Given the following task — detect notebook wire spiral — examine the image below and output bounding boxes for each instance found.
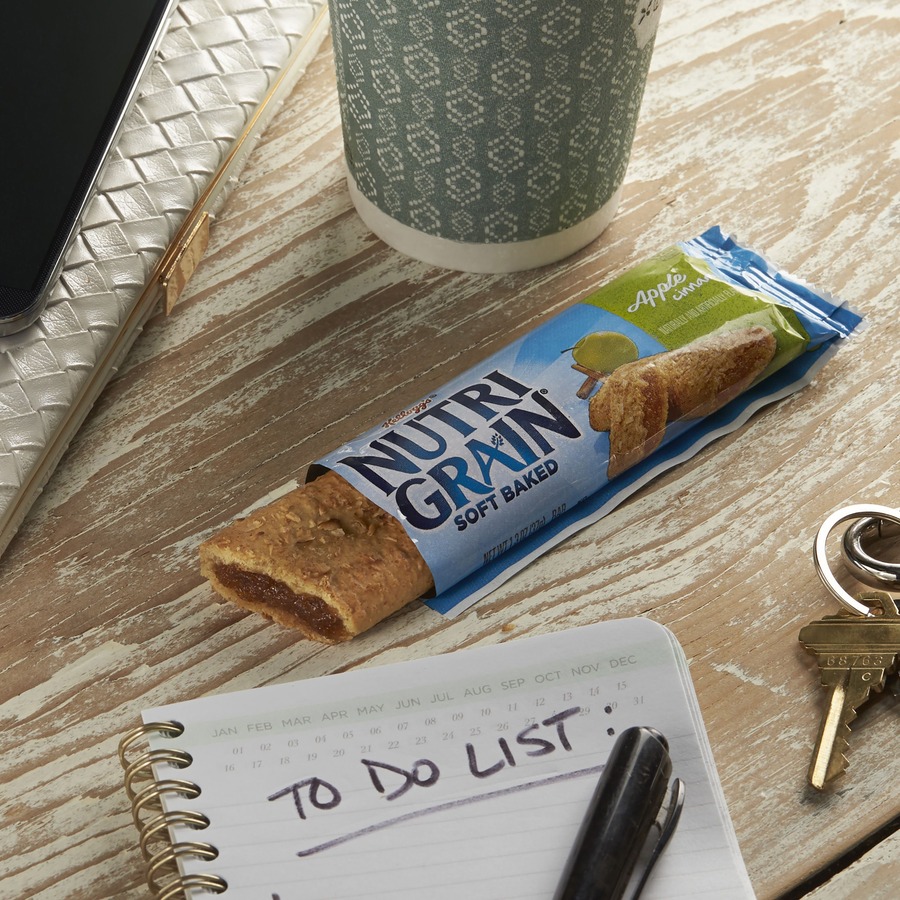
[119,722,226,899]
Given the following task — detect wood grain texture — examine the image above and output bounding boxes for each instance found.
[806,827,900,898]
[1,1,898,897]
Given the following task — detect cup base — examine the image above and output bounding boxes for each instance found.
[347,172,622,274]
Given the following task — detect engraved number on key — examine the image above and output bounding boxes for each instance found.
[799,594,900,789]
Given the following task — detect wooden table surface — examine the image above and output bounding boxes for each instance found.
[1,1,898,897]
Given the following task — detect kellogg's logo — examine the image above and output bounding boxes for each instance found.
[383,396,436,429]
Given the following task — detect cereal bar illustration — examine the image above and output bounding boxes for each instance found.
[589,326,777,477]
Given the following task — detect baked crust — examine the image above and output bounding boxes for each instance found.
[199,470,434,643]
[589,326,777,476]
[656,325,777,419]
[606,363,668,478]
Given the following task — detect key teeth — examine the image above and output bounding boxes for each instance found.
[809,742,850,790]
[809,719,854,791]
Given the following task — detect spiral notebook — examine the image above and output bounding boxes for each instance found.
[119,618,754,899]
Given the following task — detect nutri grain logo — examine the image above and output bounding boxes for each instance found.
[338,371,581,531]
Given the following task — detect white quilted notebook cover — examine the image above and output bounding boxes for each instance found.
[0,0,329,557]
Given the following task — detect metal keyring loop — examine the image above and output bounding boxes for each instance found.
[841,515,900,588]
[813,504,900,616]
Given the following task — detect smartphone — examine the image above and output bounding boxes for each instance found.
[0,0,177,336]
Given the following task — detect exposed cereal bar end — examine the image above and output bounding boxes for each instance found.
[199,470,434,643]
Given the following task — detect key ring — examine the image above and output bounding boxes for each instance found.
[813,504,900,617]
[841,515,900,588]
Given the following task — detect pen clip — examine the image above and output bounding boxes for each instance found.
[554,726,685,900]
[626,776,686,900]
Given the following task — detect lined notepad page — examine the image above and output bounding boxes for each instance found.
[145,619,754,899]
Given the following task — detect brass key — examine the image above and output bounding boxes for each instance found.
[799,593,900,789]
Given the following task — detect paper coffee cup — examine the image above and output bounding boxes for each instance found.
[328,0,663,273]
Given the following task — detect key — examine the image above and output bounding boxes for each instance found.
[798,593,900,789]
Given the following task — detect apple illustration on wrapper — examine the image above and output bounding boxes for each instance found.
[570,332,640,398]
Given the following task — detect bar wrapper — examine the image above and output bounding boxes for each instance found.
[311,226,861,617]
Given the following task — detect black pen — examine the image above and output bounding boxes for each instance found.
[555,726,685,900]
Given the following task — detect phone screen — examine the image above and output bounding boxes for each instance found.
[0,0,174,333]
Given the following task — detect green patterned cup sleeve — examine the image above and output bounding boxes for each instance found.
[329,0,663,272]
